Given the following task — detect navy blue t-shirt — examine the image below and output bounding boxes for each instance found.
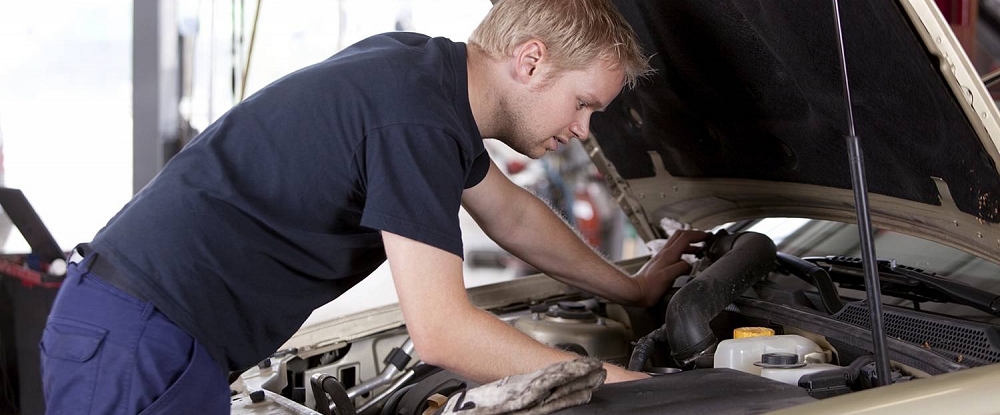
[89,32,489,371]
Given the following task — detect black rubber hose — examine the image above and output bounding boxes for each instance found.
[665,232,777,366]
[844,354,877,385]
[798,354,876,390]
[776,252,845,314]
[378,384,415,415]
[311,374,358,415]
[627,327,667,371]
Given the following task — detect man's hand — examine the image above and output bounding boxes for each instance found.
[604,365,651,383]
[463,160,714,308]
[631,230,711,307]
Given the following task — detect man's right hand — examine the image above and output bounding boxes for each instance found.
[631,229,710,307]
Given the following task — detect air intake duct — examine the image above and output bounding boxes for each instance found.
[666,231,777,366]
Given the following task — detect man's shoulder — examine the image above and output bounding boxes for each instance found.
[361,31,440,49]
[343,34,474,139]
[328,32,459,68]
[262,32,460,92]
[236,32,476,147]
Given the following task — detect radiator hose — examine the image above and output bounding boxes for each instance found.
[666,231,776,366]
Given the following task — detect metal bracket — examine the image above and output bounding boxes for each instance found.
[581,134,662,242]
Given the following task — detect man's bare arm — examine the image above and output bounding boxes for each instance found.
[382,230,644,383]
[462,160,707,307]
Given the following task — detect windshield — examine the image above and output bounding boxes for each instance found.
[738,218,1000,321]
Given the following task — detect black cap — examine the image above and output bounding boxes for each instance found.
[547,301,595,320]
[249,390,266,403]
[754,352,806,368]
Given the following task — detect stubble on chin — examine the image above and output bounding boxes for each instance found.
[494,94,541,158]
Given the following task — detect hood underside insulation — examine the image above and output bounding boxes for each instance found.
[593,0,1000,223]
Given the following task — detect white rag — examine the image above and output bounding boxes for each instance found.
[438,358,606,415]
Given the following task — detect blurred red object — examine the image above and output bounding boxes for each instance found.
[507,160,527,175]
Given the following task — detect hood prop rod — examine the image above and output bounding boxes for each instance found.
[831,0,893,386]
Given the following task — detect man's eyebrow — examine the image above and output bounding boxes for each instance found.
[585,93,607,111]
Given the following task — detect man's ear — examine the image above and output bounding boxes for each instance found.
[512,39,546,85]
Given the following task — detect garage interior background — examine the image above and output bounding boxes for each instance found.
[0,0,998,414]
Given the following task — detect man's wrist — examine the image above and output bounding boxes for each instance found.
[603,363,649,383]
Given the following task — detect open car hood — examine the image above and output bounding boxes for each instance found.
[231,4,1000,413]
[589,0,1000,263]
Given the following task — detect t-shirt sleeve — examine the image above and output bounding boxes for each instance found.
[360,124,473,258]
[465,151,490,189]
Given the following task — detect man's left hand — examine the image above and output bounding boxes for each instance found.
[631,230,711,307]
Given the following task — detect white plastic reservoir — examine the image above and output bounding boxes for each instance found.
[714,335,825,375]
[761,363,841,385]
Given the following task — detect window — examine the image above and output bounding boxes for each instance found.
[0,1,133,253]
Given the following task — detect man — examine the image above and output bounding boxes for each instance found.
[41,0,707,413]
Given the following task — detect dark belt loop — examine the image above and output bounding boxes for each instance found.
[72,246,148,304]
[70,243,97,276]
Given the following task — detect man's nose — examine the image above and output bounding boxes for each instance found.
[569,117,590,140]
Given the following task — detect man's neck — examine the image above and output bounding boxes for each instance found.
[466,44,503,140]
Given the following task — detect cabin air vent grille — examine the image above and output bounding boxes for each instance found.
[836,302,1000,367]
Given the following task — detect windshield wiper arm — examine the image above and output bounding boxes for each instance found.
[807,256,1000,318]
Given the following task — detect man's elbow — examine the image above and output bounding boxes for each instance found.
[408,328,450,368]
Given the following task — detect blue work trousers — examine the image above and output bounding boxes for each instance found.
[40,257,230,414]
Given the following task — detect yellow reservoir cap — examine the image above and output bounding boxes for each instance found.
[733,327,775,339]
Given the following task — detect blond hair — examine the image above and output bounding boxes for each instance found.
[469,0,652,89]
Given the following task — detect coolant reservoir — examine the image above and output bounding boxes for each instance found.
[761,363,842,385]
[714,334,824,375]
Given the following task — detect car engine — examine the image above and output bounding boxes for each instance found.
[230,231,1000,415]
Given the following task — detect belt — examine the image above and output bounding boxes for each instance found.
[71,243,149,302]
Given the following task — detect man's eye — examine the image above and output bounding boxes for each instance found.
[577,100,586,110]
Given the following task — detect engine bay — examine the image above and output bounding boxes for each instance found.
[230,230,1000,415]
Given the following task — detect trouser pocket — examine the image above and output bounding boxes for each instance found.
[136,340,229,415]
[39,318,108,415]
